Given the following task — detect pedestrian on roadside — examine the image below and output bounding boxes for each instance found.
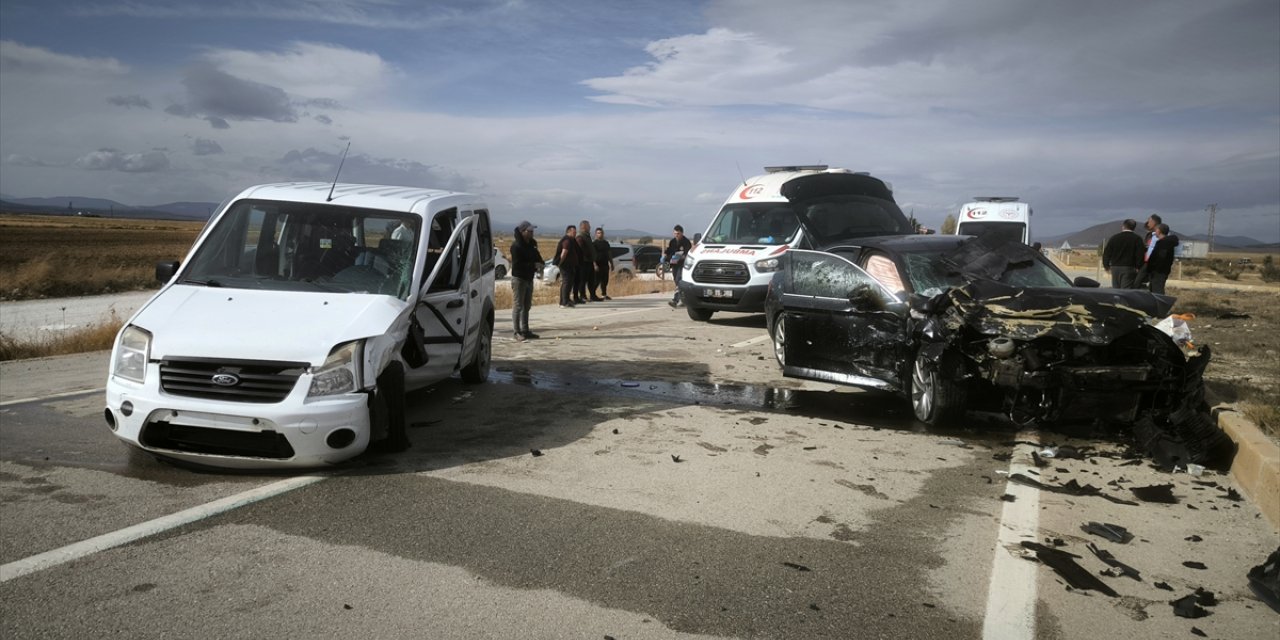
[1101,218,1145,288]
[665,224,693,308]
[556,224,581,308]
[1135,214,1162,289]
[1146,223,1179,295]
[509,221,543,341]
[575,220,600,303]
[592,227,614,300]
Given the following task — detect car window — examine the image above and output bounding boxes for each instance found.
[610,246,629,258]
[788,250,898,301]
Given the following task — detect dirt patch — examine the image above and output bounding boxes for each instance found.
[1169,286,1280,440]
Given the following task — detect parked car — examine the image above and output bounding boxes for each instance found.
[493,248,510,279]
[105,182,497,469]
[763,233,1233,465]
[631,245,664,272]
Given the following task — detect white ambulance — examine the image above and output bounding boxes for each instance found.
[954,197,1032,245]
[680,165,913,321]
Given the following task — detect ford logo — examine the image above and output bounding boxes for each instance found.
[211,373,240,387]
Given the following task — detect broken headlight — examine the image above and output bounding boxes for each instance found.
[308,340,364,398]
[112,325,151,384]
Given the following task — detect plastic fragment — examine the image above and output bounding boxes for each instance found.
[1081,522,1135,544]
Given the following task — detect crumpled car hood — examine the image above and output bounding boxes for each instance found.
[134,285,408,365]
[944,279,1176,344]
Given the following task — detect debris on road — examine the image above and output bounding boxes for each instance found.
[782,562,812,572]
[530,449,544,457]
[1130,484,1179,503]
[1087,543,1142,581]
[1182,561,1208,570]
[1171,594,1211,619]
[1009,473,1138,505]
[1081,522,1135,544]
[1248,547,1280,613]
[1020,541,1119,597]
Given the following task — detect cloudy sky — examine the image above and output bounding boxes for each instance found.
[1,0,1277,240]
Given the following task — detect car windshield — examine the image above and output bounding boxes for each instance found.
[900,249,1072,295]
[181,199,420,299]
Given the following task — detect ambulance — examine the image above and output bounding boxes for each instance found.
[680,165,913,321]
[954,197,1032,245]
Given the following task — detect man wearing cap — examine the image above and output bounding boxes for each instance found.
[509,221,543,341]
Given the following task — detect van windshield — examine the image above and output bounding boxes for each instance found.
[181,199,420,299]
[956,221,1026,244]
[704,204,800,245]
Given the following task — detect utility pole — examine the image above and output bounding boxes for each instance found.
[1205,203,1217,254]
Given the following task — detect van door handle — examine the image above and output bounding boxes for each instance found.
[446,299,464,309]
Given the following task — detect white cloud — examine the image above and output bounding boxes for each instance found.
[201,42,394,103]
[72,0,523,31]
[0,40,127,76]
[74,149,171,172]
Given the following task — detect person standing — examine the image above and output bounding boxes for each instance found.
[556,225,581,308]
[665,224,693,308]
[575,220,598,303]
[509,221,543,341]
[1135,214,1162,289]
[1101,218,1145,288]
[1146,223,1179,295]
[592,227,614,301]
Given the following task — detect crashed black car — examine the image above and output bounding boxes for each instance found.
[763,233,1233,466]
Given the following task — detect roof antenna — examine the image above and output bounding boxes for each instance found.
[735,161,747,186]
[326,141,351,202]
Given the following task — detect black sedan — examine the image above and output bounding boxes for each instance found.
[763,234,1232,464]
[632,245,664,272]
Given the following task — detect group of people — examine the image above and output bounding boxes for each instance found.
[1101,214,1180,294]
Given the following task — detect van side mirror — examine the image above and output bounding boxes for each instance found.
[156,260,180,283]
[1072,276,1101,288]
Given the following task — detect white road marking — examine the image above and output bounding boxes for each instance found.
[982,433,1041,640]
[730,335,770,348]
[0,387,105,407]
[0,474,326,582]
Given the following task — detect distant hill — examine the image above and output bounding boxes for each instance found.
[1,196,216,221]
[1037,220,1264,249]
[490,217,662,239]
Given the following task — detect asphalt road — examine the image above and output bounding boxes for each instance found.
[1,294,1276,639]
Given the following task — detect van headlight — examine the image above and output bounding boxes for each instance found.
[755,257,781,273]
[308,340,364,398]
[112,325,151,384]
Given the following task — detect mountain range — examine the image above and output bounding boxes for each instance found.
[1034,219,1268,250]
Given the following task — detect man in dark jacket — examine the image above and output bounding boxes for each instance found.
[1101,218,1145,288]
[665,224,693,308]
[591,227,614,300]
[575,220,598,303]
[1145,223,1179,295]
[556,225,581,308]
[509,221,543,341]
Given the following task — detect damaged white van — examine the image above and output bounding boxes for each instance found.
[680,165,914,321]
[104,182,496,469]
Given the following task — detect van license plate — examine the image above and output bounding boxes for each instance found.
[704,289,734,299]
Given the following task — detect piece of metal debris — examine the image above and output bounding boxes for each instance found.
[1010,473,1139,505]
[1248,547,1280,614]
[1171,594,1211,619]
[1130,484,1178,504]
[1087,543,1141,581]
[530,449,544,457]
[1081,522,1135,544]
[1183,561,1208,570]
[1020,542,1119,597]
[671,454,683,463]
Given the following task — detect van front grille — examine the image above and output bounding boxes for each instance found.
[692,261,750,285]
[160,357,306,403]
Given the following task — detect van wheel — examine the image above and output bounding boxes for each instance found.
[494,265,507,279]
[461,318,492,383]
[911,350,966,426]
[372,363,408,452]
[686,305,713,322]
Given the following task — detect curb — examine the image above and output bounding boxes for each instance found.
[1215,406,1280,532]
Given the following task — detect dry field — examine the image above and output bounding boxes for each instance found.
[0,213,203,300]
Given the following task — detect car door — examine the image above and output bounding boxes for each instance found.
[778,249,911,391]
[404,210,475,388]
[457,209,493,366]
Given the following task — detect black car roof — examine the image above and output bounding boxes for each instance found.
[821,234,969,254]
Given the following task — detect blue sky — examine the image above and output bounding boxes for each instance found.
[1,0,1277,241]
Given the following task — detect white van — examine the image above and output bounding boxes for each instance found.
[104,182,497,469]
[954,197,1032,244]
[680,165,913,321]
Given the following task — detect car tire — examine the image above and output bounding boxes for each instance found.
[685,304,713,322]
[911,349,966,426]
[372,362,409,452]
[461,317,492,383]
[494,265,507,279]
[771,313,786,367]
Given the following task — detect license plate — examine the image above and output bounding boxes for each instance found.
[703,288,735,299]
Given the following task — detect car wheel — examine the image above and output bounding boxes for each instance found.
[771,313,786,367]
[461,317,492,383]
[494,265,507,279]
[686,304,713,322]
[616,268,633,280]
[372,362,408,452]
[911,350,966,426]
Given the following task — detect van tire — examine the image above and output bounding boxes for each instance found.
[461,317,493,383]
[373,362,409,452]
[686,305,713,322]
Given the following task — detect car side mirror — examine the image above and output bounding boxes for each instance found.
[156,260,180,283]
[1073,276,1101,288]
